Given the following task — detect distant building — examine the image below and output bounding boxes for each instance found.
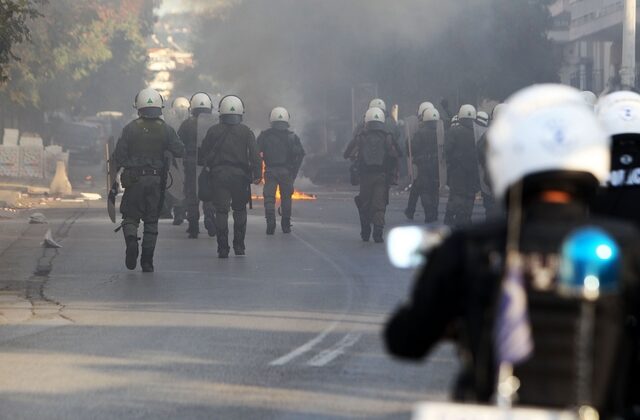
[549,0,638,93]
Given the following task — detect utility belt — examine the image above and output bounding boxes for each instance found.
[128,167,161,176]
[211,161,250,173]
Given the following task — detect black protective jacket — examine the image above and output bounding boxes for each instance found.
[199,123,262,183]
[115,118,184,170]
[446,119,480,193]
[593,135,640,228]
[385,200,640,418]
[257,128,306,176]
[411,122,439,185]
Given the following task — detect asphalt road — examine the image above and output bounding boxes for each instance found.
[0,187,469,419]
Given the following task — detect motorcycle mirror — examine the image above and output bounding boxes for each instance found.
[387,226,449,269]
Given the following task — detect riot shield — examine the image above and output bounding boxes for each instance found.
[105,140,118,223]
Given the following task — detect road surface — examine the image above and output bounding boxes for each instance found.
[0,187,469,419]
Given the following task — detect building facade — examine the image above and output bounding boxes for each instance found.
[550,0,638,93]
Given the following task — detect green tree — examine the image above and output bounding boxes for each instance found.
[0,0,157,122]
[0,0,42,82]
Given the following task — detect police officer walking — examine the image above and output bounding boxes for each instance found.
[385,85,640,417]
[404,107,441,223]
[444,104,480,227]
[114,88,184,272]
[257,107,306,235]
[344,107,398,243]
[163,96,190,226]
[199,95,262,258]
[178,92,218,239]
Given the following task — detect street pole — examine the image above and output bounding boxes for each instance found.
[621,0,637,89]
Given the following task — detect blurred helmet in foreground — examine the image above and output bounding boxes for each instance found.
[596,90,640,137]
[134,88,164,118]
[487,84,610,199]
[492,103,506,120]
[581,90,598,109]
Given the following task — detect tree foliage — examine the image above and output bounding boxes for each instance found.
[0,0,157,115]
[0,0,43,82]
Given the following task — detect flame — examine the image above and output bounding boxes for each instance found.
[252,186,317,201]
[252,159,317,201]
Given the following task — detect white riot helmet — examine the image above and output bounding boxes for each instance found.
[134,88,164,118]
[417,101,435,120]
[458,104,477,120]
[477,111,490,126]
[596,91,640,136]
[365,106,386,130]
[270,106,290,129]
[488,84,610,199]
[219,95,245,124]
[369,98,387,112]
[421,107,440,122]
[171,97,190,110]
[581,91,598,109]
[190,92,213,111]
[492,103,506,120]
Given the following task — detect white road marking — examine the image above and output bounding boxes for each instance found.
[307,333,362,367]
[269,320,341,366]
[268,232,354,367]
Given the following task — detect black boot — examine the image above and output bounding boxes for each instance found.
[140,248,154,273]
[187,220,199,239]
[404,208,414,221]
[360,223,371,242]
[204,218,216,237]
[266,212,276,235]
[125,236,139,270]
[172,208,185,226]
[281,217,292,234]
[373,226,384,243]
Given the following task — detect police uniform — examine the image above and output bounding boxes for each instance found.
[257,127,305,233]
[405,121,440,223]
[445,118,480,227]
[199,122,261,257]
[344,124,398,243]
[178,112,217,238]
[385,198,640,416]
[115,117,184,271]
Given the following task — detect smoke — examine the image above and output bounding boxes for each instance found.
[177,0,474,129]
[175,0,559,153]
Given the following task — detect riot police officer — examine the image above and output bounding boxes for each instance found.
[178,92,217,239]
[114,88,184,272]
[444,104,480,227]
[163,96,190,225]
[257,107,306,235]
[404,107,440,223]
[385,85,640,418]
[344,107,399,243]
[593,90,640,228]
[199,95,262,258]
